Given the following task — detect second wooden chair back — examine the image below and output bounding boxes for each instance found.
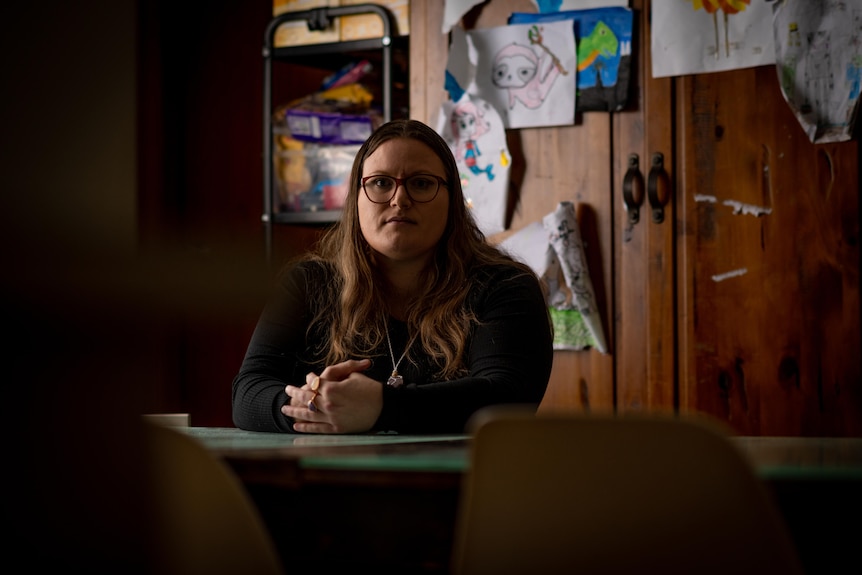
[451,407,804,575]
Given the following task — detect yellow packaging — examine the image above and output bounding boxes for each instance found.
[272,0,340,48]
[340,0,409,41]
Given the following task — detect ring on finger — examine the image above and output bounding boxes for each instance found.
[307,390,319,412]
[311,376,321,391]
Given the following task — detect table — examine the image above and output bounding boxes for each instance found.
[183,428,467,481]
[182,428,862,575]
[183,429,469,574]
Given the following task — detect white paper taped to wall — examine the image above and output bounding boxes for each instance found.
[500,201,607,353]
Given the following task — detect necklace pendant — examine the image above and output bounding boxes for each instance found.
[387,370,404,388]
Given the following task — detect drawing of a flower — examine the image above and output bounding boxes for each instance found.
[691,0,751,58]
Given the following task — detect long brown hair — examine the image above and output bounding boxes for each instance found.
[301,119,535,377]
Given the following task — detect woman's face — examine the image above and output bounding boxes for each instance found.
[358,137,449,267]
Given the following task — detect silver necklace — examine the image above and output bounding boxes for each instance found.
[385,325,415,388]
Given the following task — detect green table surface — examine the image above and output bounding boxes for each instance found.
[181,427,862,480]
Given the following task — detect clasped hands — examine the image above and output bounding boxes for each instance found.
[283,358,382,434]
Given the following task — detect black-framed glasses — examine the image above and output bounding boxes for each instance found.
[361,174,449,204]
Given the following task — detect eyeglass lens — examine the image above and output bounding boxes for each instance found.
[362,175,443,203]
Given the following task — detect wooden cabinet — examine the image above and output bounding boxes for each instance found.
[409,0,861,436]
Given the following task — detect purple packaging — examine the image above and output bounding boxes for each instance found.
[286,109,376,145]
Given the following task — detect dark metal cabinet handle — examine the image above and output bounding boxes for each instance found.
[622,154,644,226]
[647,152,670,224]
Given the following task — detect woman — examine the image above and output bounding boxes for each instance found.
[232,119,553,434]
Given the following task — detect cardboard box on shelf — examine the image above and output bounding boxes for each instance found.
[272,0,340,48]
[340,0,409,41]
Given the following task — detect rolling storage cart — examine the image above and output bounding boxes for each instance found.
[262,3,407,260]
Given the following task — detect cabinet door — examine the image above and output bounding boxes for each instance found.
[614,0,676,414]
[675,67,862,436]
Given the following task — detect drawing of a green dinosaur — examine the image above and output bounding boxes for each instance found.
[577,21,618,72]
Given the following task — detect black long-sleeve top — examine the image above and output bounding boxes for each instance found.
[231,261,554,434]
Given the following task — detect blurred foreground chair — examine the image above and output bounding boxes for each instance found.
[451,407,804,575]
[144,421,285,575]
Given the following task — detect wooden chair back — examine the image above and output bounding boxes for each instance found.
[144,421,285,575]
[451,407,803,575]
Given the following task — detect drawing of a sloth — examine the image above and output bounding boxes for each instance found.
[491,42,561,110]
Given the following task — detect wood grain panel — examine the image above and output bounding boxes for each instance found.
[641,0,676,414]
[676,67,861,436]
[451,0,616,412]
[612,0,677,414]
[408,0,447,125]
[614,0,651,413]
